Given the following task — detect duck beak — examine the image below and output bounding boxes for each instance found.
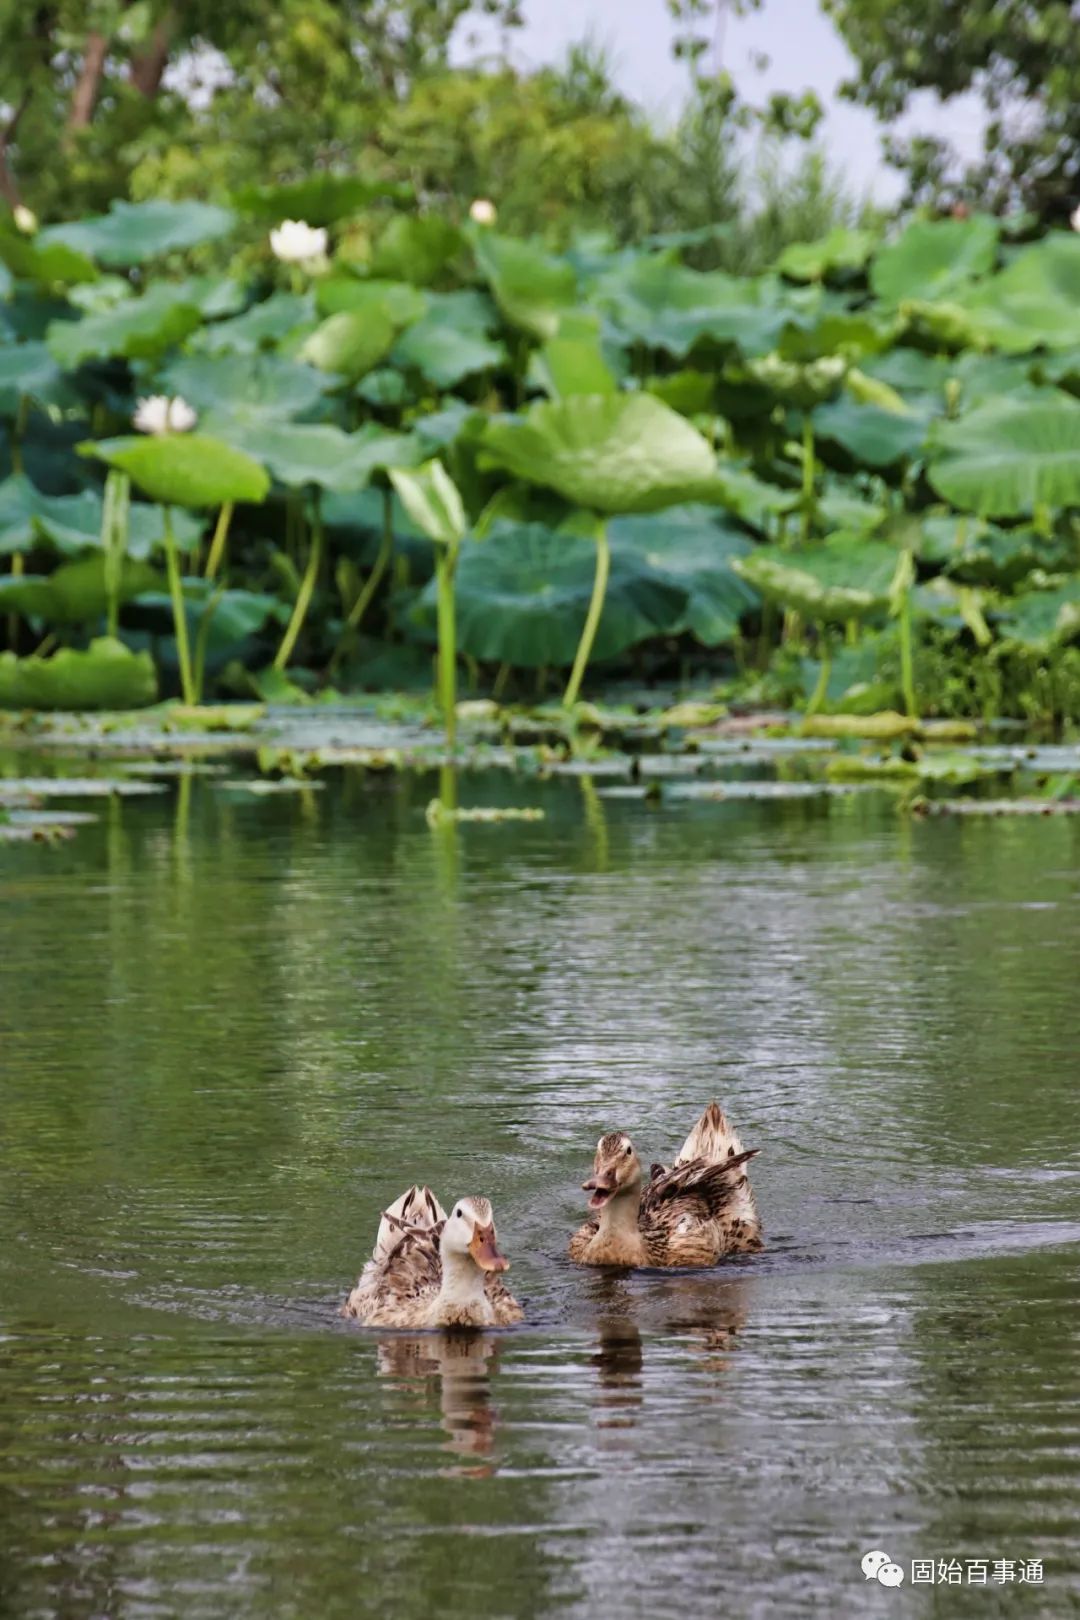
[469,1222,509,1273]
[582,1167,617,1209]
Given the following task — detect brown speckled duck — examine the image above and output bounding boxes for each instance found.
[568,1102,762,1268]
[342,1184,523,1329]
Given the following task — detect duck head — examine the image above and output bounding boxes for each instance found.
[583,1131,643,1212]
[440,1196,510,1274]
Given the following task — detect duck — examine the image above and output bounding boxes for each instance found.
[342,1184,524,1329]
[568,1101,762,1268]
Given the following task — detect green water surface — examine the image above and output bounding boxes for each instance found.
[1,770,1078,1617]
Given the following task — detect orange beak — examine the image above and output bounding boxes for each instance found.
[468,1222,509,1273]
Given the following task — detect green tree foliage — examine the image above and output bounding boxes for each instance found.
[824,0,1080,220]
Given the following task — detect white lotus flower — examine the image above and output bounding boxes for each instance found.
[13,204,38,235]
[269,219,328,265]
[469,198,497,226]
[1071,204,1080,234]
[133,394,198,435]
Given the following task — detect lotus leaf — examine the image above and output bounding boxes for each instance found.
[0,636,157,709]
[41,201,234,268]
[0,226,98,287]
[162,353,328,419]
[202,420,417,493]
[927,396,1080,515]
[733,535,900,622]
[0,342,63,414]
[0,554,160,624]
[529,316,618,399]
[425,520,686,665]
[481,394,719,514]
[813,397,929,467]
[86,434,271,507]
[593,256,793,358]
[870,215,999,305]
[300,309,397,379]
[47,285,203,367]
[956,234,1080,353]
[197,293,315,355]
[393,316,504,388]
[371,216,464,286]
[473,234,577,341]
[997,580,1080,648]
[608,507,759,645]
[315,277,427,325]
[777,227,876,282]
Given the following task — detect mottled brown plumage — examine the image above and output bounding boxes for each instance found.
[342,1186,523,1329]
[568,1102,763,1268]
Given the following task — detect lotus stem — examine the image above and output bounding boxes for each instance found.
[563,521,610,709]
[193,585,225,704]
[806,629,830,716]
[898,586,917,718]
[801,416,815,544]
[204,501,234,581]
[11,394,28,477]
[435,545,458,748]
[492,661,511,701]
[7,550,23,652]
[163,505,196,705]
[343,488,393,634]
[102,471,129,640]
[274,500,323,671]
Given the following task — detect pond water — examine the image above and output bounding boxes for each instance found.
[1,768,1079,1617]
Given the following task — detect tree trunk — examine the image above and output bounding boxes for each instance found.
[0,90,32,208]
[69,31,109,128]
[129,6,178,98]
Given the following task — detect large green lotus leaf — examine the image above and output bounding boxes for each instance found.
[299,309,397,379]
[26,484,203,559]
[955,234,1080,353]
[0,225,98,287]
[0,636,157,710]
[777,227,876,282]
[710,465,800,530]
[608,506,759,645]
[370,215,464,286]
[47,284,202,366]
[314,276,427,325]
[870,215,999,305]
[481,394,719,514]
[205,418,421,492]
[134,582,288,651]
[528,315,617,398]
[427,520,686,665]
[85,434,271,507]
[197,292,316,355]
[778,311,895,363]
[592,256,793,358]
[0,341,63,414]
[392,314,504,387]
[233,173,409,224]
[473,233,577,341]
[41,201,235,268]
[0,554,160,625]
[996,579,1080,648]
[918,514,1067,586]
[813,397,929,467]
[161,352,328,419]
[733,535,899,622]
[927,396,1080,515]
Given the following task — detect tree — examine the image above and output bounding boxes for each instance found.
[823,0,1080,220]
[0,0,524,216]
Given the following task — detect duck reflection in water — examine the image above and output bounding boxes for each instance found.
[375,1333,501,1471]
[587,1271,753,1428]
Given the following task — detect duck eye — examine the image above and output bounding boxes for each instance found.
[624,1145,632,1156]
[455,1207,463,1218]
